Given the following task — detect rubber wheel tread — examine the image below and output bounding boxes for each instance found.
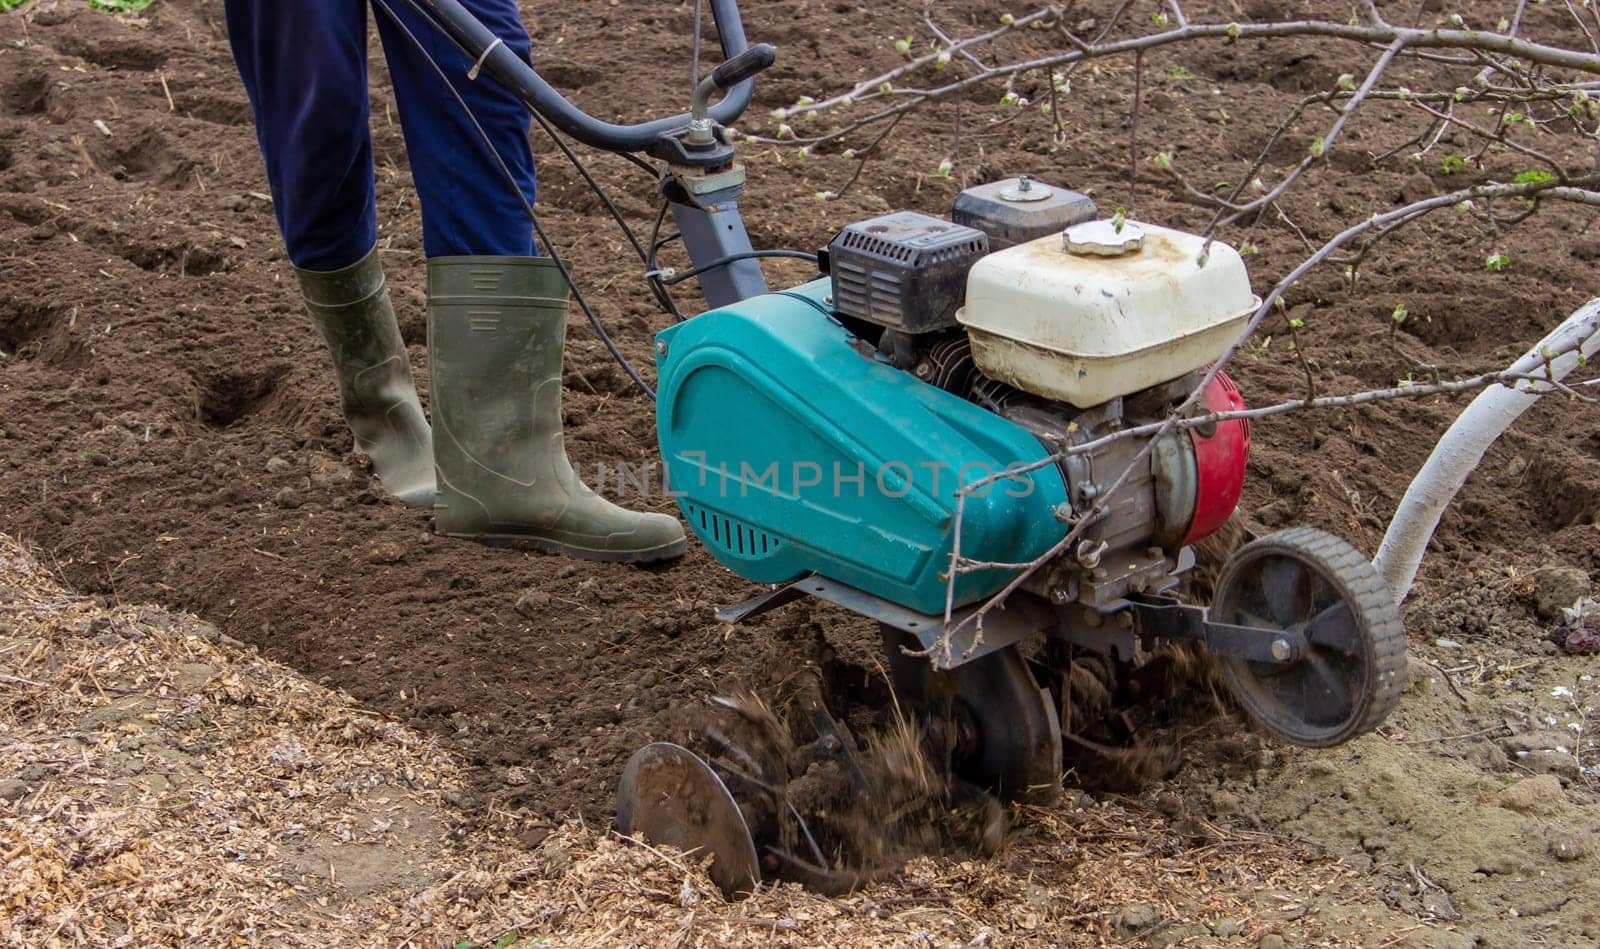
[1214,527,1407,747]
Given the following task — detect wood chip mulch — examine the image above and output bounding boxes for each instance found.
[1,533,1390,947]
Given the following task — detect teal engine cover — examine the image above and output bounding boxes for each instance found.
[654,279,1069,615]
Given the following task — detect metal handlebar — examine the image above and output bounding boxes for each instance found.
[406,0,762,154]
[686,42,776,146]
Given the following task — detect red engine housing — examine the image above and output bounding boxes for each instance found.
[1181,371,1250,545]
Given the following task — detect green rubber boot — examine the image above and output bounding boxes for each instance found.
[428,256,687,563]
[295,247,435,508]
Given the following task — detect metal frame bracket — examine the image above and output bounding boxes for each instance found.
[716,574,1051,671]
[1130,594,1306,664]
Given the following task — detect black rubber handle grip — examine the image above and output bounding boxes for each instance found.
[712,43,777,89]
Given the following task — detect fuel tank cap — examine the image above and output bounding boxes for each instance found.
[998,175,1052,202]
[1064,219,1145,257]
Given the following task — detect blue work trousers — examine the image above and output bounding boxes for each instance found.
[224,0,538,270]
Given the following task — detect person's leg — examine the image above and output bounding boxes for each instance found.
[373,0,537,258]
[224,0,379,270]
[372,0,685,560]
[224,0,434,507]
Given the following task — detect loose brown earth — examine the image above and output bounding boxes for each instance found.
[2,0,1599,944]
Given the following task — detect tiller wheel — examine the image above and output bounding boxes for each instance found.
[1211,528,1406,746]
[616,742,761,899]
[615,688,1006,900]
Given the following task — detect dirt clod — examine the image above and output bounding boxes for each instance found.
[514,589,552,617]
[1517,749,1582,781]
[1117,902,1163,932]
[1208,788,1243,815]
[1549,831,1594,862]
[1531,565,1591,621]
[1497,774,1570,816]
[1564,625,1600,655]
[366,541,407,565]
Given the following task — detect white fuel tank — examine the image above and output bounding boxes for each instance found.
[957,219,1259,408]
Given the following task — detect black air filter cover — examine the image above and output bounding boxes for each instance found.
[827,211,988,334]
[952,176,1097,250]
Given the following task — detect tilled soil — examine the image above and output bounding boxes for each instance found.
[3,0,1599,944]
[0,534,1443,945]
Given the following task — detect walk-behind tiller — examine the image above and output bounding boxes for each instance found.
[398,0,1407,897]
